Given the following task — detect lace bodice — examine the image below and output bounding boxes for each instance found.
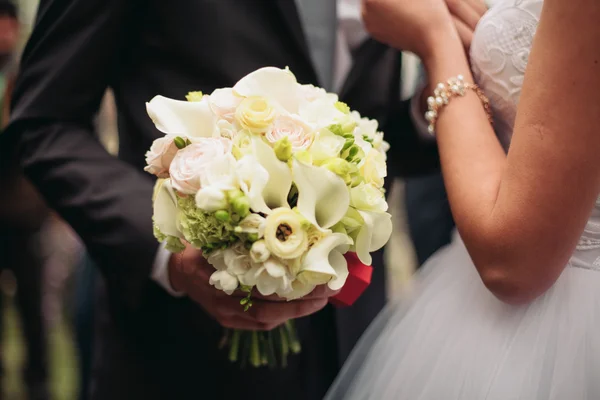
[470,0,600,268]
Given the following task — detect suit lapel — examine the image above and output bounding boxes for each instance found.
[274,0,316,72]
[339,38,387,99]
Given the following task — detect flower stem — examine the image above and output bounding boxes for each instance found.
[285,320,301,354]
[279,325,289,368]
[228,330,241,362]
[250,331,261,367]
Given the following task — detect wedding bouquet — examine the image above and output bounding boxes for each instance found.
[145,67,392,367]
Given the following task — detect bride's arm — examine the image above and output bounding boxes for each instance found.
[363,0,600,304]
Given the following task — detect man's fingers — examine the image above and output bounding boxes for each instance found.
[247,298,328,324]
[302,285,340,300]
[446,0,482,30]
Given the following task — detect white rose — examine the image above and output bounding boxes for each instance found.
[169,138,232,194]
[350,183,388,212]
[360,149,387,188]
[265,114,314,152]
[299,84,338,103]
[209,270,239,295]
[299,98,345,129]
[216,119,237,140]
[195,186,228,212]
[144,135,179,178]
[309,128,346,163]
[209,88,242,122]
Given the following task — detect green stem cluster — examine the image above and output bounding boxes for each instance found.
[221,321,301,369]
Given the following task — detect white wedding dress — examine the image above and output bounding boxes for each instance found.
[326,0,600,398]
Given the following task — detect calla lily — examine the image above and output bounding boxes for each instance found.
[354,210,393,265]
[252,137,292,210]
[153,179,183,238]
[146,95,217,138]
[232,67,300,113]
[281,280,316,300]
[292,159,349,230]
[236,155,270,214]
[298,232,352,290]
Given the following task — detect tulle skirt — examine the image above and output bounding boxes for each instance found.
[326,232,600,399]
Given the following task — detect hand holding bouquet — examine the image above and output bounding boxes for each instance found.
[145,67,392,367]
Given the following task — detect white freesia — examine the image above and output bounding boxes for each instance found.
[299,84,338,104]
[250,240,270,263]
[350,183,388,212]
[153,179,183,238]
[233,67,301,113]
[292,159,349,230]
[209,270,239,295]
[354,210,393,265]
[216,119,237,140]
[236,214,267,238]
[195,186,228,212]
[309,128,346,163]
[146,95,218,139]
[297,232,353,290]
[223,244,254,277]
[209,88,242,122]
[243,258,291,296]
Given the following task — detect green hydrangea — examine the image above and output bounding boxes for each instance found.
[177,195,238,254]
[153,222,186,253]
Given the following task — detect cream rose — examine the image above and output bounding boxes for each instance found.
[169,138,232,194]
[299,84,338,103]
[350,182,388,213]
[263,208,309,260]
[265,114,314,152]
[235,96,277,134]
[360,148,387,188]
[144,135,179,178]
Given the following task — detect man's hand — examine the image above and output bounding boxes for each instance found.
[168,244,337,331]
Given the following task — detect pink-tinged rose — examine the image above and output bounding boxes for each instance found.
[299,84,338,104]
[209,88,242,122]
[265,115,314,152]
[169,138,233,194]
[144,135,179,178]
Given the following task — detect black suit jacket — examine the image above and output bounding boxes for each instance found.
[0,0,439,399]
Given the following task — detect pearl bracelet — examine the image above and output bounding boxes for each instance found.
[425,75,493,135]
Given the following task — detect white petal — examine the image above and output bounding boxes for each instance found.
[292,159,349,229]
[252,137,292,209]
[146,95,217,138]
[327,250,349,291]
[236,155,271,214]
[201,153,238,190]
[209,270,239,295]
[195,186,227,212]
[153,179,182,238]
[255,270,280,296]
[355,211,393,265]
[264,258,287,278]
[233,67,301,113]
[281,280,316,300]
[299,232,352,285]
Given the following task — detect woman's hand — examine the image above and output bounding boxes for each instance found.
[361,0,459,61]
[445,0,488,53]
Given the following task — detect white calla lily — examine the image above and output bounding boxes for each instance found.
[146,95,217,138]
[233,67,301,113]
[298,232,352,290]
[236,155,270,214]
[354,210,393,265]
[292,159,349,229]
[153,179,183,238]
[280,280,316,300]
[252,137,292,210]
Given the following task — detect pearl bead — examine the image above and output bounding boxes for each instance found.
[427,96,435,107]
[425,111,435,121]
[428,125,435,134]
[436,83,445,91]
[435,97,444,106]
[457,74,464,81]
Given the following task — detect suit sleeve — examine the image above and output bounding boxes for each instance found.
[0,0,157,313]
[382,97,440,179]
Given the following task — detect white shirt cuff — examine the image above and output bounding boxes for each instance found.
[151,242,186,297]
[410,85,435,141]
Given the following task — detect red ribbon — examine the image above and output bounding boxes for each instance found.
[329,252,373,308]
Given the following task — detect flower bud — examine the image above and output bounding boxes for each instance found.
[195,186,228,212]
[214,210,230,222]
[185,91,204,102]
[231,195,251,218]
[322,158,352,184]
[250,240,270,263]
[174,136,187,149]
[274,136,293,162]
